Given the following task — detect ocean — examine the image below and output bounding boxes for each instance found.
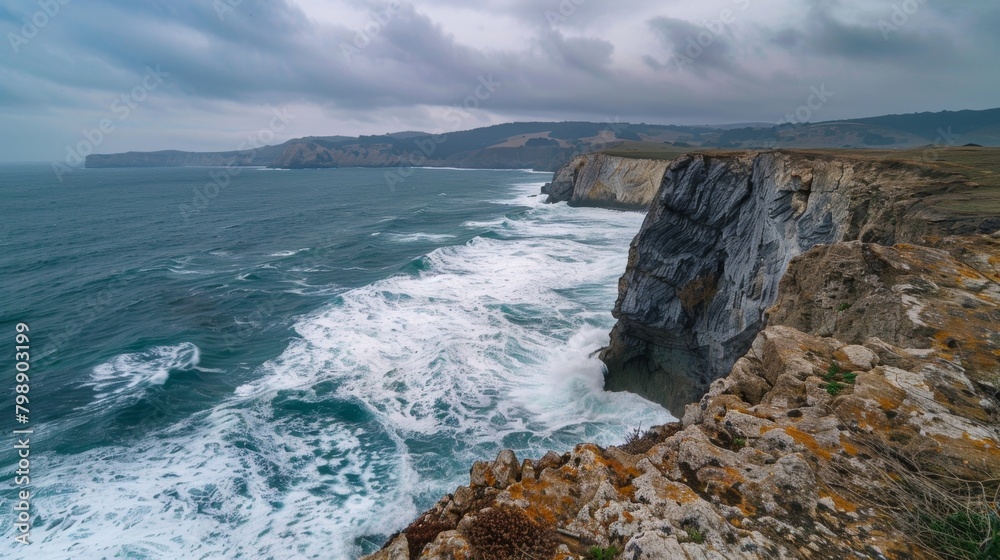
[0,164,672,559]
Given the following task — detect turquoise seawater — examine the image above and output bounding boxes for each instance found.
[0,164,671,559]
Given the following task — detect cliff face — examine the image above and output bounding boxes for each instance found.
[366,232,1000,560]
[542,153,671,209]
[362,150,1000,560]
[601,151,997,415]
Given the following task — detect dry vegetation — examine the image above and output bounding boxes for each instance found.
[401,515,457,558]
[465,504,558,560]
[825,417,1000,560]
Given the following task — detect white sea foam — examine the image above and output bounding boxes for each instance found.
[167,267,214,275]
[17,178,673,560]
[268,248,311,258]
[384,232,457,243]
[89,342,202,396]
[22,405,416,560]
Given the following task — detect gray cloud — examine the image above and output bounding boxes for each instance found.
[0,0,997,161]
[764,3,957,64]
[536,28,615,76]
[646,16,739,72]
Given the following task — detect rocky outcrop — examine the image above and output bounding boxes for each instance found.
[542,154,671,209]
[600,151,998,415]
[363,232,1000,560]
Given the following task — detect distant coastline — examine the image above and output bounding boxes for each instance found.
[85,109,1000,172]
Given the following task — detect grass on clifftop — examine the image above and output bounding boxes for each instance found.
[600,144,1000,220]
[879,147,1000,216]
[866,146,1000,189]
[599,141,711,160]
[780,146,1000,191]
[806,146,1000,217]
[921,510,1000,560]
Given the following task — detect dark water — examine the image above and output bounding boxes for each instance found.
[0,164,670,559]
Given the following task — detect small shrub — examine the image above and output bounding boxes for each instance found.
[732,437,747,451]
[620,426,655,455]
[824,363,856,395]
[466,504,557,560]
[920,510,1000,560]
[587,545,621,560]
[838,302,851,312]
[685,527,706,544]
[620,423,682,455]
[404,515,456,558]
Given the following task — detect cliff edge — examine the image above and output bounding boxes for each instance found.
[364,148,1000,560]
[542,153,672,210]
[601,150,998,415]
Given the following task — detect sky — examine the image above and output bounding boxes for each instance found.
[1,0,998,162]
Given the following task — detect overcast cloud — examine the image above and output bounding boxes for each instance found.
[0,0,997,161]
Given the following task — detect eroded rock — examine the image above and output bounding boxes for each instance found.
[601,152,994,415]
[543,153,671,209]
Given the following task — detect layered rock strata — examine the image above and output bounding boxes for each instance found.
[542,153,671,209]
[600,151,997,415]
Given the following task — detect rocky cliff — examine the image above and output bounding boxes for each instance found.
[601,151,999,416]
[363,149,1000,560]
[365,232,1000,560]
[542,153,671,209]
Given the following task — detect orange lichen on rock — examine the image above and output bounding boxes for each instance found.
[933,314,1000,376]
[652,476,701,505]
[839,435,859,456]
[509,476,565,527]
[820,490,858,513]
[784,426,833,459]
[961,432,1000,453]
